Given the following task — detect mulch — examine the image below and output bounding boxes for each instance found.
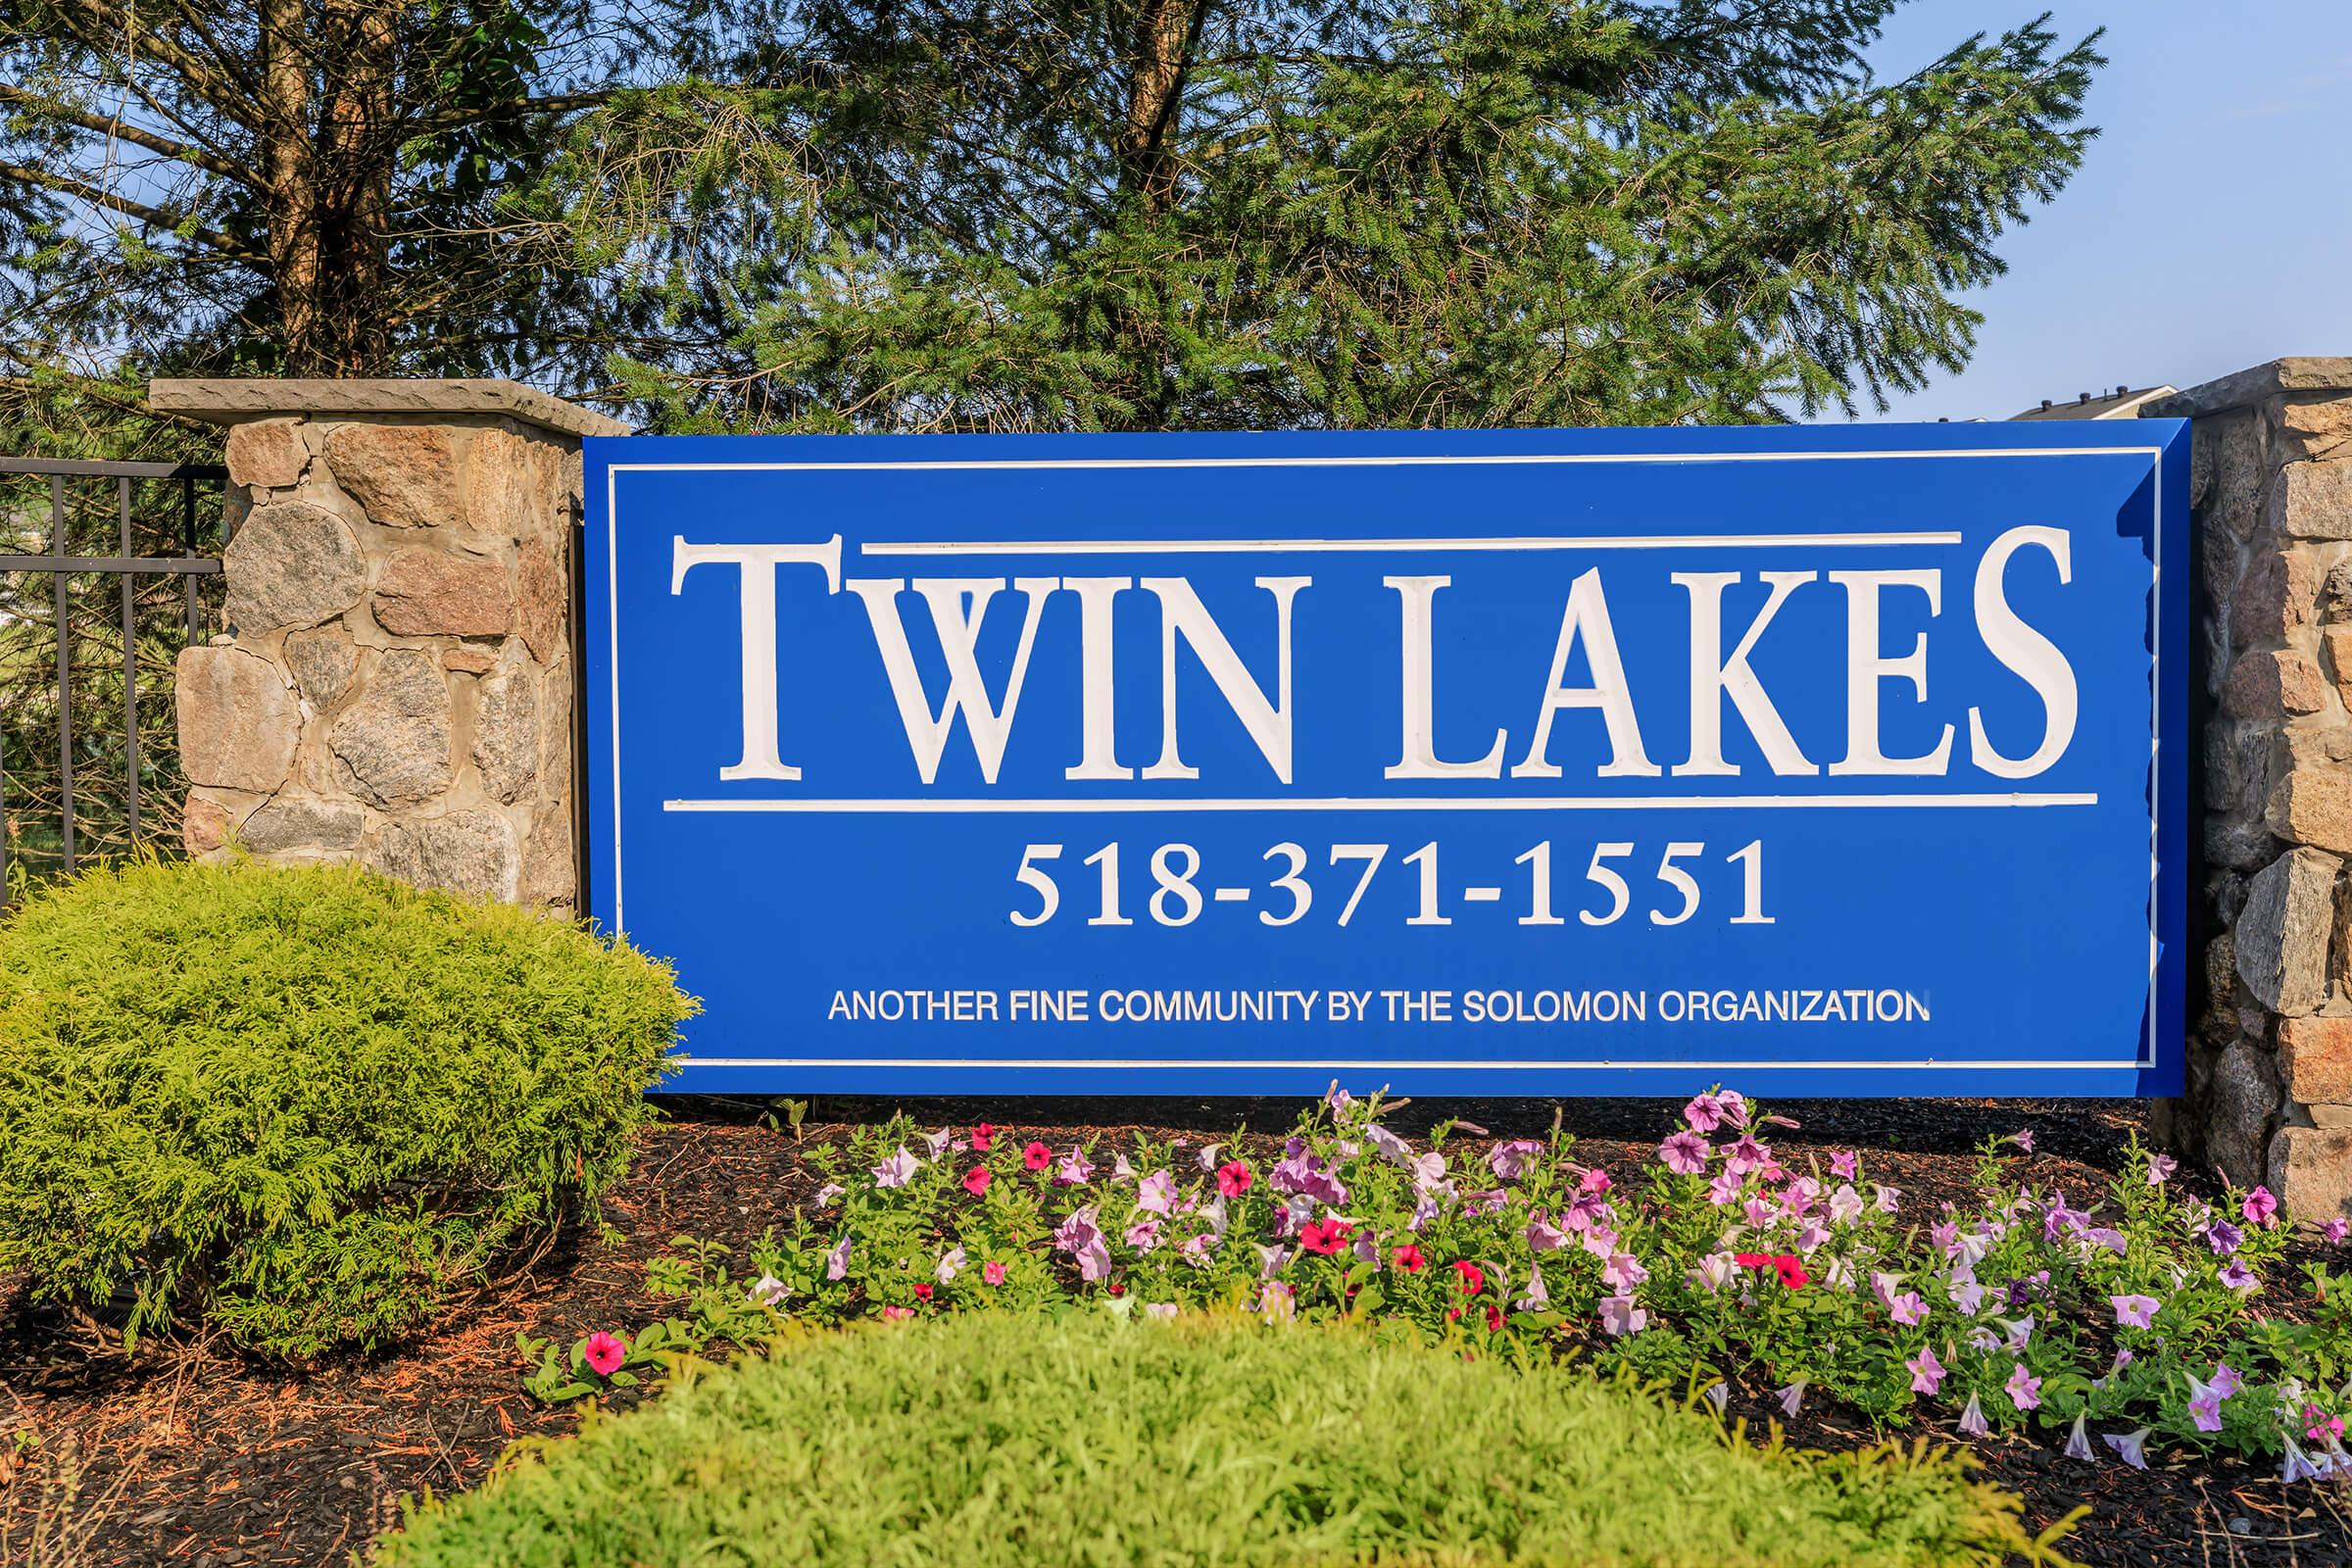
[0,1096,2345,1567]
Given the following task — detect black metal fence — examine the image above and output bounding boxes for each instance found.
[0,457,229,893]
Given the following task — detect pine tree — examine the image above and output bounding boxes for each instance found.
[0,1,2101,436]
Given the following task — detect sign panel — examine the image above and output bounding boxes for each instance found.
[583,423,2186,1097]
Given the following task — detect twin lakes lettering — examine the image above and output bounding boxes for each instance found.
[584,425,2188,1098]
[671,528,2081,791]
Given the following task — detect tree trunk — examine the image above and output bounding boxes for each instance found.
[318,0,397,372]
[1121,0,1204,212]
[259,0,322,372]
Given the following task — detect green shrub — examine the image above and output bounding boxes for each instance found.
[0,858,693,1357]
[379,1311,2057,1568]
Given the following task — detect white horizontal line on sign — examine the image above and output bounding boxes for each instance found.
[678,1056,2146,1070]
[663,793,2098,813]
[610,446,2159,474]
[858,531,1961,555]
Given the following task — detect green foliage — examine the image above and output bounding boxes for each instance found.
[391,1310,2059,1567]
[613,1094,2352,1466]
[0,857,694,1357]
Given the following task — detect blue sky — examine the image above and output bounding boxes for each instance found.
[1858,1,2352,422]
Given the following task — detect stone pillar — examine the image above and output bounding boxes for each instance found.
[2151,358,2352,1217]
[154,379,626,909]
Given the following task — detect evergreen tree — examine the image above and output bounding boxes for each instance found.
[1,1,2101,437]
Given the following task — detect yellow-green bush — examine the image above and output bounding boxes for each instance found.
[0,858,693,1357]
[379,1311,2058,1568]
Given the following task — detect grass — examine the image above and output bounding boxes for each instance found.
[375,1310,2069,1567]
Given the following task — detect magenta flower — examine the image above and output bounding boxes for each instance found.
[1908,1348,1945,1396]
[2110,1294,2160,1330]
[1829,1150,1858,1180]
[872,1147,920,1189]
[2326,1217,2350,1245]
[1215,1161,1252,1198]
[982,1259,1006,1286]
[1657,1131,1709,1175]
[962,1166,992,1198]
[881,1304,914,1321]
[1597,1295,1646,1337]
[2005,1363,2042,1411]
[2103,1428,2150,1469]
[2244,1186,2280,1228]
[583,1331,626,1378]
[1489,1140,1544,1180]
[1683,1093,1726,1133]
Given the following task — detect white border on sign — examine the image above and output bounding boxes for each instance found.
[604,443,2167,1074]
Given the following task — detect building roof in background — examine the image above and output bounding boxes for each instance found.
[2008,384,2178,420]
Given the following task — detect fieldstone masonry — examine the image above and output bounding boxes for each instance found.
[154,378,624,909]
[2154,358,2352,1219]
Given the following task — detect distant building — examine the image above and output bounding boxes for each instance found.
[2009,384,2178,420]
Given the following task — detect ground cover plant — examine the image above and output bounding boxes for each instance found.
[386,1309,2064,1567]
[0,858,694,1358]
[597,1090,2352,1481]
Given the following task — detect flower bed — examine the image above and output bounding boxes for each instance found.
[619,1090,2352,1478]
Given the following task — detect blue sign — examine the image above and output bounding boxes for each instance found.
[583,423,2186,1098]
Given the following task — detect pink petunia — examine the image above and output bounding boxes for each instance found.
[2187,1374,2224,1433]
[1136,1169,1177,1213]
[1957,1394,1989,1437]
[2212,1362,2243,1398]
[881,1304,914,1321]
[872,1147,920,1189]
[1829,1150,1858,1180]
[1657,1131,1709,1175]
[2005,1363,2042,1411]
[1055,1146,1096,1185]
[2326,1218,2349,1246]
[583,1331,626,1378]
[1489,1140,1544,1180]
[1683,1093,1726,1133]
[1907,1348,1945,1396]
[1600,1251,1648,1292]
[1888,1292,1928,1327]
[2110,1294,2160,1330]
[982,1260,1006,1286]
[1597,1295,1646,1337]
[2244,1186,2280,1229]
[825,1234,852,1281]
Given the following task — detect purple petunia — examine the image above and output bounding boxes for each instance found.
[872,1147,920,1189]
[1658,1131,1709,1175]
[2104,1428,2151,1469]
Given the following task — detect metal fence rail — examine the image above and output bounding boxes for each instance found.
[0,457,228,892]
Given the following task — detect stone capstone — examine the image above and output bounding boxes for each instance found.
[327,649,453,807]
[323,421,458,528]
[223,501,366,633]
[175,646,299,793]
[371,808,519,903]
[282,624,356,709]
[223,418,307,489]
[371,547,512,638]
[471,660,539,804]
[239,796,364,856]
[2236,846,2342,1015]
[2208,1039,2283,1187]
